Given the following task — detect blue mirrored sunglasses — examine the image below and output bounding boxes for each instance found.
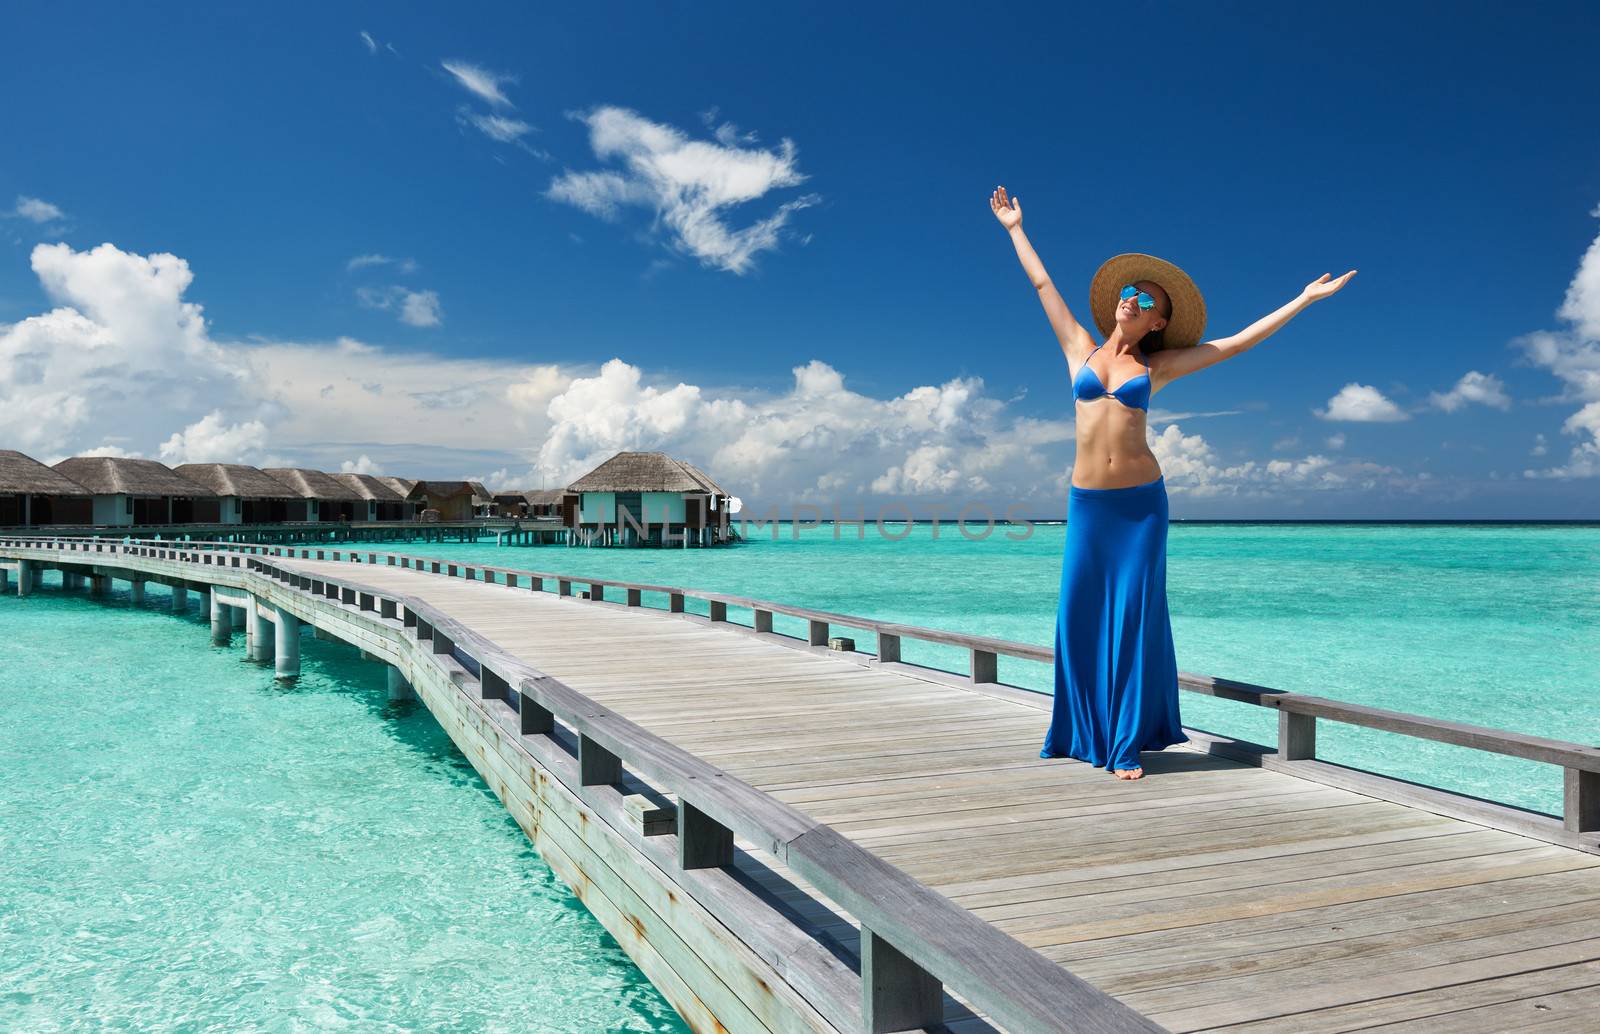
[1120,284,1158,311]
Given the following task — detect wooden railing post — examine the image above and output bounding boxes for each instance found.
[970,649,997,684]
[877,633,901,664]
[753,608,773,633]
[481,668,509,703]
[627,587,642,607]
[1279,711,1317,761]
[669,592,684,613]
[519,691,553,736]
[709,600,727,622]
[580,734,622,785]
[678,801,733,869]
[862,928,943,1033]
[1566,768,1599,833]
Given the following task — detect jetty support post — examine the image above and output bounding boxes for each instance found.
[0,565,9,594]
[128,578,145,603]
[209,593,231,645]
[17,560,33,596]
[245,598,273,664]
[273,606,300,680]
[862,929,944,1033]
[386,665,413,702]
[171,582,189,612]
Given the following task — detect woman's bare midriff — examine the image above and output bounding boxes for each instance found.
[1070,399,1162,489]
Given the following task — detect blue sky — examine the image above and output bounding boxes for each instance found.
[2,2,1598,517]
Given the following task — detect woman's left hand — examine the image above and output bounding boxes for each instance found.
[1302,270,1357,302]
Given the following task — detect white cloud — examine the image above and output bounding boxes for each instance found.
[1325,432,1346,450]
[11,196,64,223]
[0,242,246,454]
[1559,214,1600,341]
[1531,433,1548,456]
[1146,422,1401,498]
[1519,206,1600,479]
[441,60,515,108]
[158,411,269,464]
[347,253,390,270]
[78,444,143,459]
[356,285,442,327]
[340,454,384,475]
[547,106,819,275]
[359,30,378,54]
[1315,382,1410,422]
[1428,370,1511,412]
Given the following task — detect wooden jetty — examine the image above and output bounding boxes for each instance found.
[0,517,565,546]
[3,534,1598,1033]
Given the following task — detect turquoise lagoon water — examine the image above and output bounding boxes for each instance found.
[0,576,689,1033]
[373,520,1599,817]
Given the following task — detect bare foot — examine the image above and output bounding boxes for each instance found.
[1114,767,1144,780]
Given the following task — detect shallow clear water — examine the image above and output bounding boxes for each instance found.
[367,520,1600,817]
[0,575,689,1033]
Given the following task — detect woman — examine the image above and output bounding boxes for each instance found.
[989,185,1355,780]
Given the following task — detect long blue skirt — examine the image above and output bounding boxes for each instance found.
[1040,475,1187,771]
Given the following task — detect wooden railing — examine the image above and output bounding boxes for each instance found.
[6,532,1598,849]
[0,533,1166,1033]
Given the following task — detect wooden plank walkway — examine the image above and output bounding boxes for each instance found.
[284,558,1600,1032]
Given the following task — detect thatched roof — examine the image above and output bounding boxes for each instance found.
[261,468,365,502]
[333,473,406,502]
[568,451,728,495]
[406,480,494,505]
[521,488,567,506]
[172,463,295,499]
[377,476,417,497]
[0,450,92,495]
[53,457,217,497]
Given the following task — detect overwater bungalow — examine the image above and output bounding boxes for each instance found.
[521,488,566,518]
[0,449,92,526]
[406,480,494,522]
[50,456,217,525]
[332,473,412,521]
[377,476,417,499]
[260,468,365,522]
[171,463,301,524]
[564,451,734,547]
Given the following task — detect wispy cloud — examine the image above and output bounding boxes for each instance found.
[10,195,64,223]
[358,29,398,57]
[1315,383,1410,422]
[460,111,534,143]
[356,285,443,327]
[547,106,819,275]
[346,253,418,274]
[1427,370,1511,412]
[441,60,515,108]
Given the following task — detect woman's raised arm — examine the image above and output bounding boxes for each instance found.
[991,186,1094,364]
[1155,270,1358,385]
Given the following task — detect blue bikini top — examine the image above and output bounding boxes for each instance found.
[1073,344,1151,411]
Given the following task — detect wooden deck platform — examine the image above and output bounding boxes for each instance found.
[5,535,1599,1033]
[274,557,1600,1033]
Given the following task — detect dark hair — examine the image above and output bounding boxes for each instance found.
[1141,283,1172,352]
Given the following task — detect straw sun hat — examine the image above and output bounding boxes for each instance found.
[1089,252,1207,350]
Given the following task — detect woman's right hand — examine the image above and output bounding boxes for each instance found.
[990,185,1022,231]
